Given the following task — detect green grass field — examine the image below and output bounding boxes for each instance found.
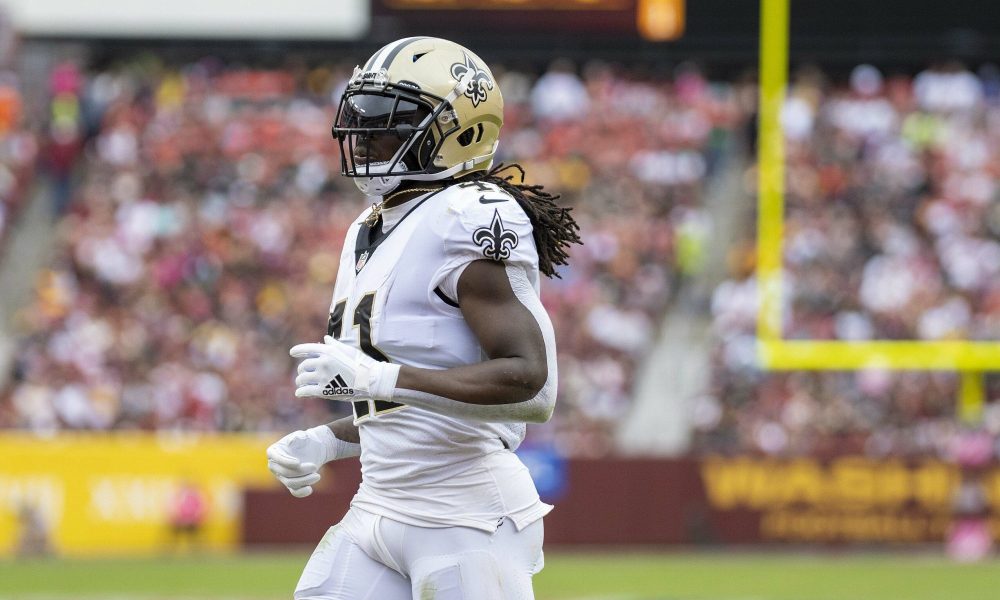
[1,551,998,600]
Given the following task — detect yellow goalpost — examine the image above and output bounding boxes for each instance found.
[754,0,998,422]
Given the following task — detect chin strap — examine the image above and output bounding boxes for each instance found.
[354,160,412,197]
[354,176,401,197]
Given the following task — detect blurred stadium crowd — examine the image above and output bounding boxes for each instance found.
[702,62,1000,457]
[4,54,1000,459]
[0,70,37,246]
[0,56,740,456]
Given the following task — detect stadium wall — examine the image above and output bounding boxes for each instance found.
[4,434,999,556]
[246,457,1000,547]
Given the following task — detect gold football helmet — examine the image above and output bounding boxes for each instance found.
[332,37,504,196]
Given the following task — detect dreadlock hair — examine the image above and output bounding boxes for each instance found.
[456,163,582,278]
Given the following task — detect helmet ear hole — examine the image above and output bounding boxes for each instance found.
[457,127,475,147]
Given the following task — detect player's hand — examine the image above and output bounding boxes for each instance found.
[289,336,399,402]
[266,426,336,498]
[289,336,366,400]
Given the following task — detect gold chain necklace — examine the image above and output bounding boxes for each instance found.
[365,186,444,227]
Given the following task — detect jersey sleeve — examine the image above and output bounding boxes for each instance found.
[431,183,538,302]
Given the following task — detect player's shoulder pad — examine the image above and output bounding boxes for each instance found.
[432,181,535,263]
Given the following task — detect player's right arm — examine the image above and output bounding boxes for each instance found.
[266,416,360,498]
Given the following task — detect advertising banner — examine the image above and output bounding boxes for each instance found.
[0,433,274,557]
[699,456,999,544]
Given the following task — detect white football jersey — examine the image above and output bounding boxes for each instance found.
[325,181,554,533]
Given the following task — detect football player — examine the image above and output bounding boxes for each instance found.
[267,37,580,599]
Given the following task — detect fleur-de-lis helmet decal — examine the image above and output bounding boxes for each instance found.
[451,53,495,108]
[333,37,504,189]
[473,210,519,261]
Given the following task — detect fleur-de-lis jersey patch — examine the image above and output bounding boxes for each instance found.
[450,53,494,108]
[472,210,519,261]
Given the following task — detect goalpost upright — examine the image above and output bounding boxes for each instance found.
[754,0,998,422]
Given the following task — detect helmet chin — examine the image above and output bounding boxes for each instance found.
[354,175,402,196]
[353,160,409,197]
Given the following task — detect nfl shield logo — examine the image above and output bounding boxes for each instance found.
[356,250,369,272]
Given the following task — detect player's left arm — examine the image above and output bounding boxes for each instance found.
[390,255,557,423]
[394,258,548,407]
[291,192,558,423]
[290,259,557,423]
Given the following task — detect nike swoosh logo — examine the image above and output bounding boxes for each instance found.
[479,195,508,204]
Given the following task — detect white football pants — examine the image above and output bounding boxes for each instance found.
[294,507,545,600]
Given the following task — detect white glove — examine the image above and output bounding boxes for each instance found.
[266,426,343,498]
[289,336,400,402]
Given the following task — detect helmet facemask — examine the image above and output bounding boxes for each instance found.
[332,74,461,196]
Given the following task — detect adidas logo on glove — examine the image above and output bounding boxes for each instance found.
[323,374,354,396]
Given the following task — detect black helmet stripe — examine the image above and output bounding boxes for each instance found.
[379,36,429,70]
[362,37,425,72]
[362,40,397,71]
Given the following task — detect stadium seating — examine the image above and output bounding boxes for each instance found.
[700,64,1000,457]
[0,58,740,457]
[0,72,38,247]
